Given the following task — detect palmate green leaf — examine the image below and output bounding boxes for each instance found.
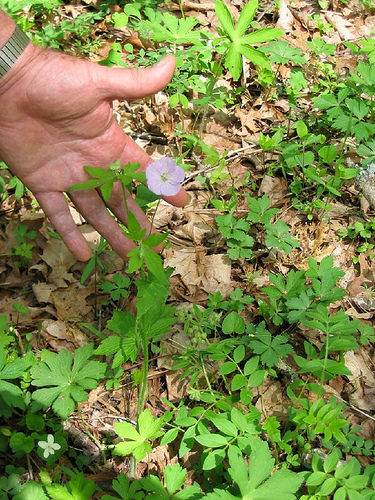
[205,490,238,499]
[31,344,107,419]
[101,473,144,500]
[13,481,48,500]
[96,335,140,366]
[46,473,96,500]
[114,409,163,461]
[262,40,307,65]
[222,440,303,500]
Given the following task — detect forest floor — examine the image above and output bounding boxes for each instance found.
[0,0,375,493]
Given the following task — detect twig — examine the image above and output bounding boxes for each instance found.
[26,454,33,480]
[331,394,375,422]
[180,0,215,10]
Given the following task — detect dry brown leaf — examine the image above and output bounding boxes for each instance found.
[40,319,89,350]
[50,283,95,321]
[165,248,232,298]
[258,175,289,204]
[41,237,77,283]
[174,211,217,246]
[32,282,57,303]
[344,350,375,411]
[236,107,259,134]
[323,11,356,40]
[277,0,295,32]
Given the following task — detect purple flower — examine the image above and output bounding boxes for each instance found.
[146,158,185,196]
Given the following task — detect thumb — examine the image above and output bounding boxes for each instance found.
[97,55,176,101]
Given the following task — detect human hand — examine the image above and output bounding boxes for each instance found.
[0,43,186,261]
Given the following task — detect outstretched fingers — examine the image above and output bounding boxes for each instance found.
[35,192,92,261]
[68,189,138,260]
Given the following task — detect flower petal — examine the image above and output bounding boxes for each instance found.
[160,182,181,196]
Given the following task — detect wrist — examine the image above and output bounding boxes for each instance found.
[0,39,42,94]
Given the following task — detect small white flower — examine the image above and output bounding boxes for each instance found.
[38,434,61,459]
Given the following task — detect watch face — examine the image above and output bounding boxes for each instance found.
[0,26,30,78]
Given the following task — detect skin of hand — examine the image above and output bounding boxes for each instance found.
[0,41,187,261]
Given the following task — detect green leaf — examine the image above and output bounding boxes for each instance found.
[113,410,162,462]
[160,428,179,446]
[203,448,226,470]
[215,0,235,37]
[143,245,167,283]
[319,477,337,496]
[13,481,48,500]
[225,44,243,80]
[239,45,271,69]
[222,311,245,334]
[231,373,247,391]
[164,463,186,495]
[323,449,340,473]
[234,0,258,38]
[306,471,327,486]
[244,356,259,375]
[219,361,237,375]
[195,434,229,447]
[210,416,238,437]
[241,27,284,44]
[31,344,106,419]
[68,179,104,191]
[233,345,246,363]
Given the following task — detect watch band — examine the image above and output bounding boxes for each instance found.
[0,26,30,78]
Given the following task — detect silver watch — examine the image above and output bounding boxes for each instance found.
[0,26,30,78]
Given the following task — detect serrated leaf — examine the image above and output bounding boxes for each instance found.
[30,344,106,419]
[164,463,186,495]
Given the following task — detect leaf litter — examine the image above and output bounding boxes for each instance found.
[0,0,375,490]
